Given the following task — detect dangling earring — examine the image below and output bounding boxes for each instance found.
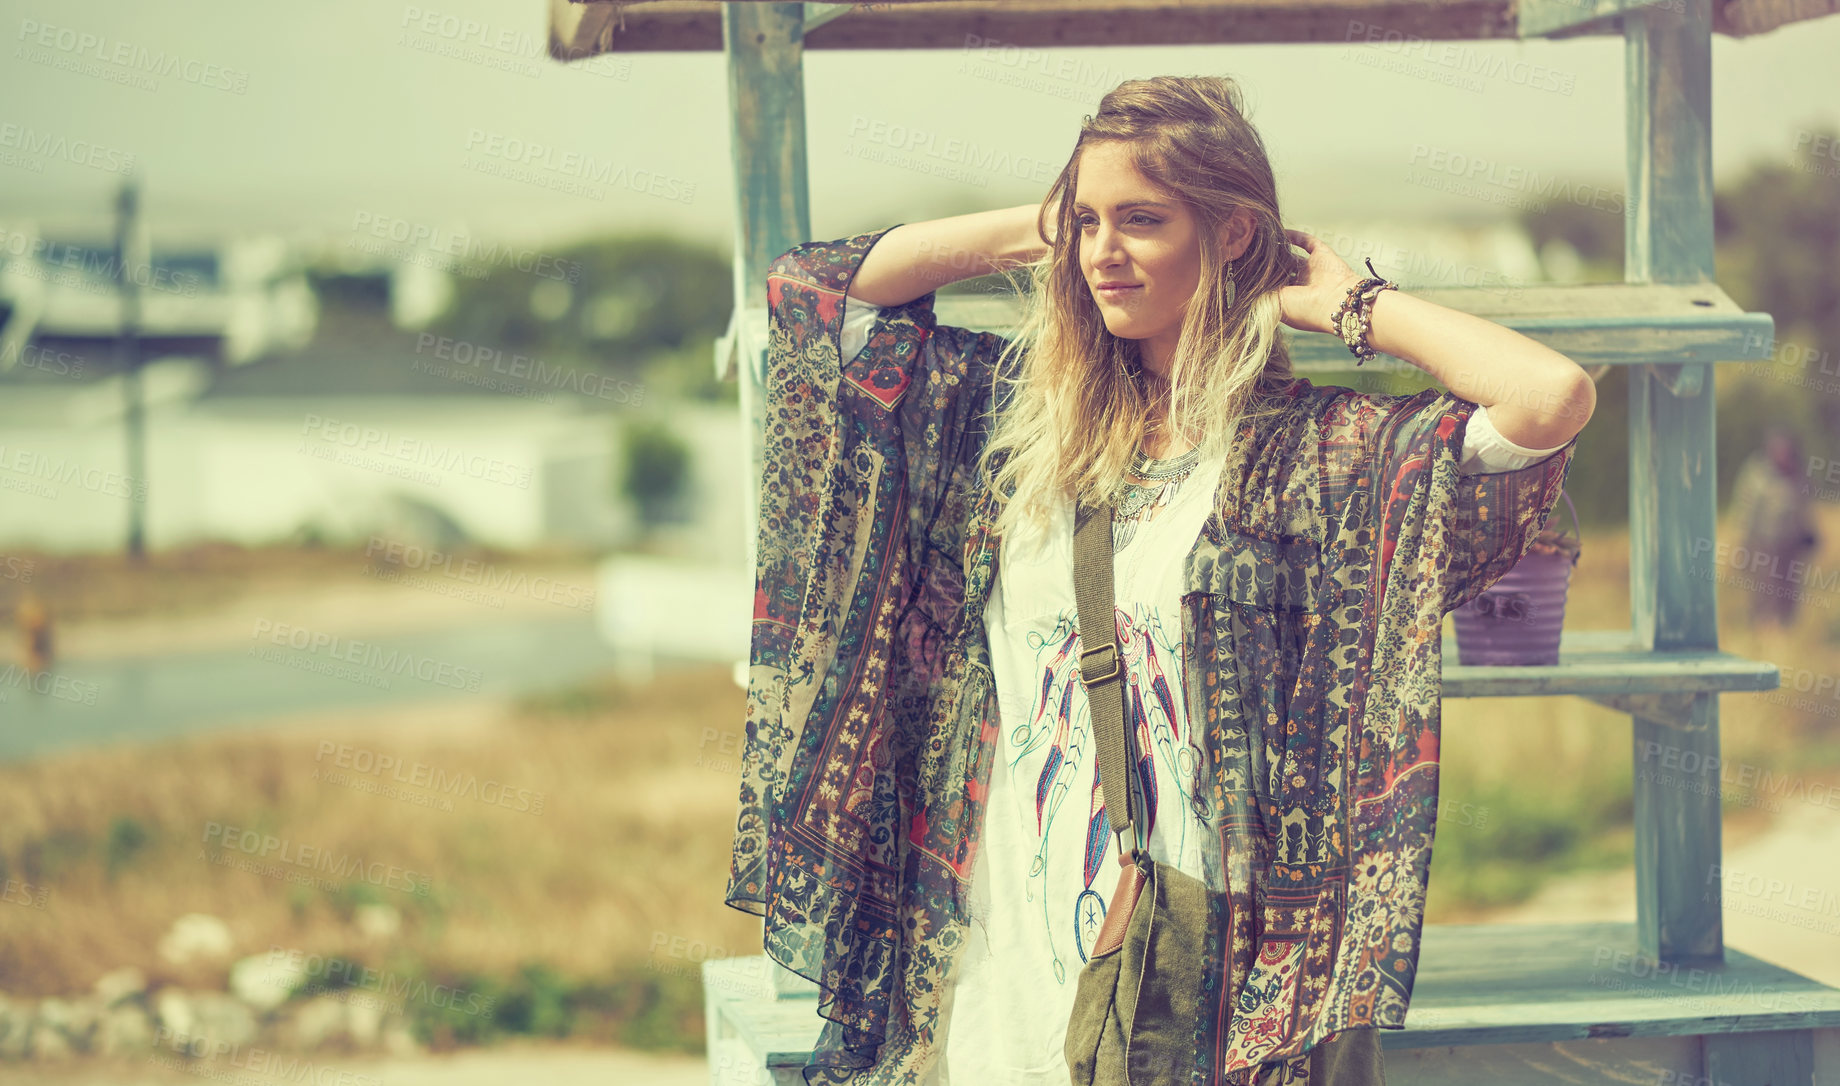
[1222,257,1237,310]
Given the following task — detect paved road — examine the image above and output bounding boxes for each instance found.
[1478,780,1840,989]
[0,614,628,762]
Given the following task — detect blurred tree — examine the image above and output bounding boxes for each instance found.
[1509,135,1840,526]
[621,420,692,526]
[653,342,736,404]
[1521,201,1624,282]
[1714,129,1840,443]
[429,233,731,400]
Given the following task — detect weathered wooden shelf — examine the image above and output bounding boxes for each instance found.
[1439,629,1781,699]
[926,283,1776,368]
[719,281,1775,381]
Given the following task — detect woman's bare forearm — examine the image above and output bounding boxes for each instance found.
[849,204,1051,307]
[1363,290,1596,448]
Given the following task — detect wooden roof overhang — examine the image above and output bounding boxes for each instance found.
[550,0,1839,60]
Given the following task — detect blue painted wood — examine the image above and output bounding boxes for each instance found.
[1633,693,1726,969]
[1390,923,1840,1048]
[802,2,856,31]
[724,1,809,642]
[1703,1028,1817,1086]
[1385,1035,1703,1085]
[1439,631,1778,699]
[725,279,1774,381]
[722,3,808,348]
[1624,0,1725,968]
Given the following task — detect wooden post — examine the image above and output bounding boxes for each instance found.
[1623,0,1723,967]
[725,2,810,585]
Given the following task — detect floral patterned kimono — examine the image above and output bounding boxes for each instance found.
[726,226,1577,1084]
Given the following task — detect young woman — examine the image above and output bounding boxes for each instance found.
[727,75,1593,1085]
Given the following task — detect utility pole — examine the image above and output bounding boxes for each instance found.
[114,177,147,563]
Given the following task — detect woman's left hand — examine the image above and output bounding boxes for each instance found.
[1276,229,1364,336]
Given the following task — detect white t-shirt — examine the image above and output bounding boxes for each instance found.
[841,295,1565,1084]
[945,439,1229,1084]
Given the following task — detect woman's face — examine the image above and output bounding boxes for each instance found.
[1073,141,1215,376]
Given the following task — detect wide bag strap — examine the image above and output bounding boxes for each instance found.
[1072,498,1141,859]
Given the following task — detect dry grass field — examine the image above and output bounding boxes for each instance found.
[0,658,759,1049]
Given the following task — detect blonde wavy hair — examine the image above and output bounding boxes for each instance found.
[976,74,1299,553]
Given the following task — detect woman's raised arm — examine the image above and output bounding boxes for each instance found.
[848,202,1053,307]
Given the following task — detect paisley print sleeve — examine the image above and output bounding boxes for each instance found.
[1315,385,1578,615]
[728,224,1015,1081]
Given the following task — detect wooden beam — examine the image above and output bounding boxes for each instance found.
[1520,0,1677,39]
[547,0,629,61]
[547,0,1836,55]
[1714,0,1840,36]
[552,0,1521,55]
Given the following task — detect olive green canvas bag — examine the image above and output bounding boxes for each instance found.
[1063,499,1387,1085]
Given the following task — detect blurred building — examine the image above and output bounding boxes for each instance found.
[0,224,317,370]
[0,225,737,563]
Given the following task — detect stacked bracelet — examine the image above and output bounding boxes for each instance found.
[1328,258,1398,366]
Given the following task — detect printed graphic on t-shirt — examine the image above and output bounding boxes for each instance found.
[1007,600,1207,983]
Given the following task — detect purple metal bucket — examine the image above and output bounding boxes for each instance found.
[1452,489,1580,666]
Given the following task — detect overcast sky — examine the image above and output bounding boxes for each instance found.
[4,0,1837,254]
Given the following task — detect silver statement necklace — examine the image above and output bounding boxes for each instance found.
[1113,440,1202,551]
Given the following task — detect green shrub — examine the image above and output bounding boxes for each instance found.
[620,421,692,525]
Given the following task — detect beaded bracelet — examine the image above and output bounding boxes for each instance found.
[1329,258,1398,366]
[1349,279,1398,365]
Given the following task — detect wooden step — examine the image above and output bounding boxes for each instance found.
[1396,921,1840,1046]
[703,922,1840,1083]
